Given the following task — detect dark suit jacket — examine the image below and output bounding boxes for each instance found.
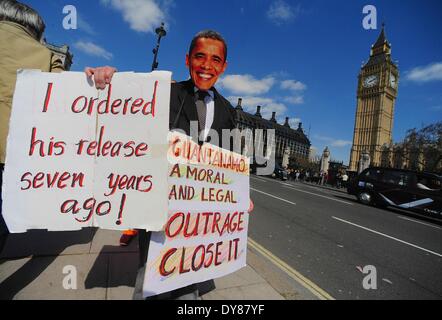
[169,79,236,141]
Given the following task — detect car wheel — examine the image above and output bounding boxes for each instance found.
[357,191,372,205]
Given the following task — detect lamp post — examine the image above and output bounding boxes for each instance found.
[151,22,166,71]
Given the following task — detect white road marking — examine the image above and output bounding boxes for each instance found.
[282,185,354,205]
[396,215,442,230]
[250,187,296,205]
[332,216,442,258]
[300,183,348,196]
[250,176,268,183]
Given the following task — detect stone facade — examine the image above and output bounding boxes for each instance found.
[232,98,310,167]
[349,26,399,172]
[44,42,73,71]
[380,143,428,172]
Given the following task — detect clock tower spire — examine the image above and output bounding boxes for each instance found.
[349,25,399,172]
[371,23,391,56]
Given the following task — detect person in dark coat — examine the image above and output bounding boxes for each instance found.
[85,30,236,299]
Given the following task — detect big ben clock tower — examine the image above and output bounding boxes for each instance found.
[349,25,399,172]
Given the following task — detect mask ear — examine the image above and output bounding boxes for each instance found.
[220,60,228,75]
[185,54,190,68]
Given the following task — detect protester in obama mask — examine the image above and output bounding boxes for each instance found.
[0,0,64,255]
[85,30,247,299]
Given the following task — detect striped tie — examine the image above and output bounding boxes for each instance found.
[195,90,209,132]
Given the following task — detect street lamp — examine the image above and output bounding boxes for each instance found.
[151,22,167,71]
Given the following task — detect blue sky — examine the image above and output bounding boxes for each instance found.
[26,0,442,164]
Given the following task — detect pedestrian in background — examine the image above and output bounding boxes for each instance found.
[336,172,342,188]
[341,172,349,189]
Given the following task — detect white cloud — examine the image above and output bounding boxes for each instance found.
[281,80,306,105]
[314,135,352,148]
[267,1,300,25]
[219,75,275,95]
[74,41,113,60]
[406,62,442,82]
[228,96,287,119]
[276,117,302,128]
[331,140,352,147]
[289,118,301,128]
[283,96,304,105]
[100,0,168,33]
[230,96,301,128]
[281,79,307,91]
[222,73,306,124]
[77,14,97,35]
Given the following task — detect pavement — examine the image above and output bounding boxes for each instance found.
[0,227,318,300]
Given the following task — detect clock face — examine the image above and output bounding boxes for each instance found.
[363,75,378,88]
[389,73,397,88]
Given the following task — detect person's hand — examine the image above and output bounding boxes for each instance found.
[248,199,254,213]
[84,66,117,90]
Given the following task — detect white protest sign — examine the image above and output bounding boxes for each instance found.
[2,70,171,232]
[143,131,250,297]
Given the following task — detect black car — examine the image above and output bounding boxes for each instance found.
[271,164,288,181]
[347,167,442,220]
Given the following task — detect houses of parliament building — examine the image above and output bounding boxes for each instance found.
[233,99,311,167]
